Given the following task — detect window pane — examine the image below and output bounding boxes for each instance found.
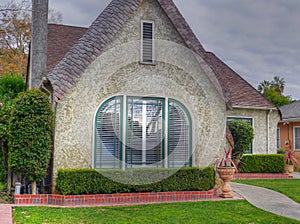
[277,128,280,149]
[168,100,191,168]
[126,98,164,168]
[295,127,300,150]
[227,117,253,154]
[95,97,122,168]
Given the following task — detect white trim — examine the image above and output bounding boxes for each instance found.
[140,20,155,64]
[277,127,280,149]
[122,95,127,170]
[294,126,300,151]
[164,98,169,168]
[227,116,254,153]
[232,105,277,110]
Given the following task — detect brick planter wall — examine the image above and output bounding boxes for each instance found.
[14,188,218,207]
[234,173,290,179]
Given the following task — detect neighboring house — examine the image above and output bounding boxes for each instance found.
[278,101,300,157]
[28,0,280,187]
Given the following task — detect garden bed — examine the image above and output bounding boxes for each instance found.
[14,188,218,207]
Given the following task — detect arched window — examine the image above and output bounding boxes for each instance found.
[94,96,192,169]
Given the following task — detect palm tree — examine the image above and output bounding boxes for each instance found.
[257,80,271,94]
[271,76,285,95]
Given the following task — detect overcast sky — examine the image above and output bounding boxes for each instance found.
[47,0,300,100]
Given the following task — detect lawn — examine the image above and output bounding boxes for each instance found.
[234,179,300,203]
[13,200,300,224]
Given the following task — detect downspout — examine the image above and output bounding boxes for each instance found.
[267,109,272,154]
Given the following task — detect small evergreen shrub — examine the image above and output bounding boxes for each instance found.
[56,167,215,195]
[8,90,54,183]
[239,154,285,173]
[229,120,254,159]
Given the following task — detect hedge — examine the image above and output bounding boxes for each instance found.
[239,154,285,173]
[56,167,215,195]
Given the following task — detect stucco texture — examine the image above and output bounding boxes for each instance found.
[227,108,280,154]
[52,0,227,179]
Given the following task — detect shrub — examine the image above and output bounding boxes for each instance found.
[56,167,215,195]
[8,90,54,193]
[229,120,254,159]
[0,73,25,99]
[239,154,285,173]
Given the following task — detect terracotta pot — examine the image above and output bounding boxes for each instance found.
[217,167,236,198]
[285,164,294,177]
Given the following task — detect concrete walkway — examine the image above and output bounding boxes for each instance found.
[231,182,300,221]
[0,204,13,224]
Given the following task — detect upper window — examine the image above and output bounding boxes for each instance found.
[227,117,253,154]
[94,96,192,169]
[141,21,154,64]
[294,127,300,151]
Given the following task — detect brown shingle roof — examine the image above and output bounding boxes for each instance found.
[47,24,87,73]
[205,52,276,109]
[47,0,143,101]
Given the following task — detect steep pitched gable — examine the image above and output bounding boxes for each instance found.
[47,0,227,105]
[47,24,87,73]
[205,52,276,109]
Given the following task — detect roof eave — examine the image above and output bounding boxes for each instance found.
[232,105,278,111]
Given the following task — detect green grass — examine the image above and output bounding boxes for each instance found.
[234,179,300,203]
[0,182,4,190]
[13,200,300,224]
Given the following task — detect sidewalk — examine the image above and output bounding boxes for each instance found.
[231,182,300,221]
[0,204,13,224]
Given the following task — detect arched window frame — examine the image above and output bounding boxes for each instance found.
[94,96,192,169]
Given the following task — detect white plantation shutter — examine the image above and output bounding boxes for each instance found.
[168,100,192,168]
[94,97,122,168]
[142,21,154,63]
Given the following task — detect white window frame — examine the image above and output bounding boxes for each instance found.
[277,127,280,149]
[140,20,155,64]
[294,126,300,151]
[226,116,254,154]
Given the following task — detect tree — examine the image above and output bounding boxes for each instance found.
[257,76,293,107]
[262,87,293,108]
[0,73,25,187]
[228,120,254,162]
[8,89,53,194]
[271,76,285,95]
[257,80,271,94]
[0,0,62,77]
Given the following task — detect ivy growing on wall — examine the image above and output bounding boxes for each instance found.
[8,90,53,189]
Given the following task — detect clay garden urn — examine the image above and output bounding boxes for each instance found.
[217,167,236,198]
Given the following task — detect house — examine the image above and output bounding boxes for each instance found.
[28,0,280,187]
[278,101,300,160]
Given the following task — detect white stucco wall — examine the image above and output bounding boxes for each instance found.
[52,0,227,179]
[227,108,280,154]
